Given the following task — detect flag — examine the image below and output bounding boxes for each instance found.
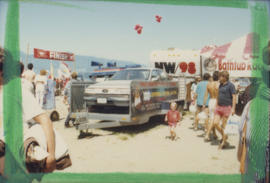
[59,61,71,78]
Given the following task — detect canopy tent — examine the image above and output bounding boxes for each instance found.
[200,33,259,77]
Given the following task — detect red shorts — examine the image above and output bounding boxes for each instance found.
[214,105,231,118]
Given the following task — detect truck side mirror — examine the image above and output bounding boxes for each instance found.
[160,72,168,80]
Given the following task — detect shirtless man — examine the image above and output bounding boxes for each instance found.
[204,71,219,141]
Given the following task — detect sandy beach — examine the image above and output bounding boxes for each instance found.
[53,96,240,174]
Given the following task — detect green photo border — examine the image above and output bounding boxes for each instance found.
[1,0,269,182]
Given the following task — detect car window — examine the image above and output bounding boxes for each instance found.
[110,70,150,80]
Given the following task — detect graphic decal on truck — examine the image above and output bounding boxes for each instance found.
[131,81,178,116]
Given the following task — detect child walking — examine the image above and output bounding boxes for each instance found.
[165,102,181,140]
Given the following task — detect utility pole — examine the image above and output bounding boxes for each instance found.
[25,42,30,67]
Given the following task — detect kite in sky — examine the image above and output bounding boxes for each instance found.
[134,15,162,35]
[134,24,143,34]
[155,15,162,23]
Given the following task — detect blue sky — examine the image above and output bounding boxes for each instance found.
[0,1,255,65]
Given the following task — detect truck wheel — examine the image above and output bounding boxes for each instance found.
[78,130,84,139]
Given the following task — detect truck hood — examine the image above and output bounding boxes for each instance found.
[85,80,132,94]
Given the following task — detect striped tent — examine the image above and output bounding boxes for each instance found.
[200,33,259,77]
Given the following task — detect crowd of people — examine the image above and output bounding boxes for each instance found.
[21,63,71,109]
[187,71,237,149]
[184,41,270,182]
[0,39,269,182]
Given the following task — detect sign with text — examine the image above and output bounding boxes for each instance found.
[34,48,75,61]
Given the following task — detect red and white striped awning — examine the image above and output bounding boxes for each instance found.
[201,33,258,61]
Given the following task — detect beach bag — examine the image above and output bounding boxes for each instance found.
[189,103,196,113]
[224,115,240,135]
[24,124,69,160]
[198,111,207,121]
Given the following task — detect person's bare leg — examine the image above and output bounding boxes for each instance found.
[213,114,223,136]
[170,128,174,140]
[205,114,220,140]
[173,130,176,140]
[219,117,229,149]
[212,127,218,139]
[204,108,209,133]
[194,107,201,130]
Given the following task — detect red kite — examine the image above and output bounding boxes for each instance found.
[155,15,162,23]
[134,24,143,34]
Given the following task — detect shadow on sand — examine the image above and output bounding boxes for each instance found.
[77,115,167,139]
[103,115,167,135]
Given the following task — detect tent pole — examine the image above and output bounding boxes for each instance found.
[200,56,203,78]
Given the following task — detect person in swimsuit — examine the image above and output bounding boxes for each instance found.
[204,71,219,141]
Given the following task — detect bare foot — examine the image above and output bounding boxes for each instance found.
[204,136,211,142]
[213,134,218,140]
[218,140,227,150]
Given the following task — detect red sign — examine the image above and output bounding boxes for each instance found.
[178,61,196,74]
[34,48,75,61]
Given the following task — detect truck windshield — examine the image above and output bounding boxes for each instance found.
[110,70,150,80]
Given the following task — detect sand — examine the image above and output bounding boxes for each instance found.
[52,96,240,174]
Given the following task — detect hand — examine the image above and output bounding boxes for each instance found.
[44,154,56,173]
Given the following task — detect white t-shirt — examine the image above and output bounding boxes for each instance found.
[0,84,45,141]
[35,75,47,92]
[21,78,34,94]
[22,69,36,83]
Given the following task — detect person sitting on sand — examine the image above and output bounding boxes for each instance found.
[165,102,181,141]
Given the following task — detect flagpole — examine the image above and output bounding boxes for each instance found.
[73,59,76,72]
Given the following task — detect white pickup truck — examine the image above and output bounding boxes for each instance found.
[74,68,184,131]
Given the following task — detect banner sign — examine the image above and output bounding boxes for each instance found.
[150,49,201,76]
[34,48,75,61]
